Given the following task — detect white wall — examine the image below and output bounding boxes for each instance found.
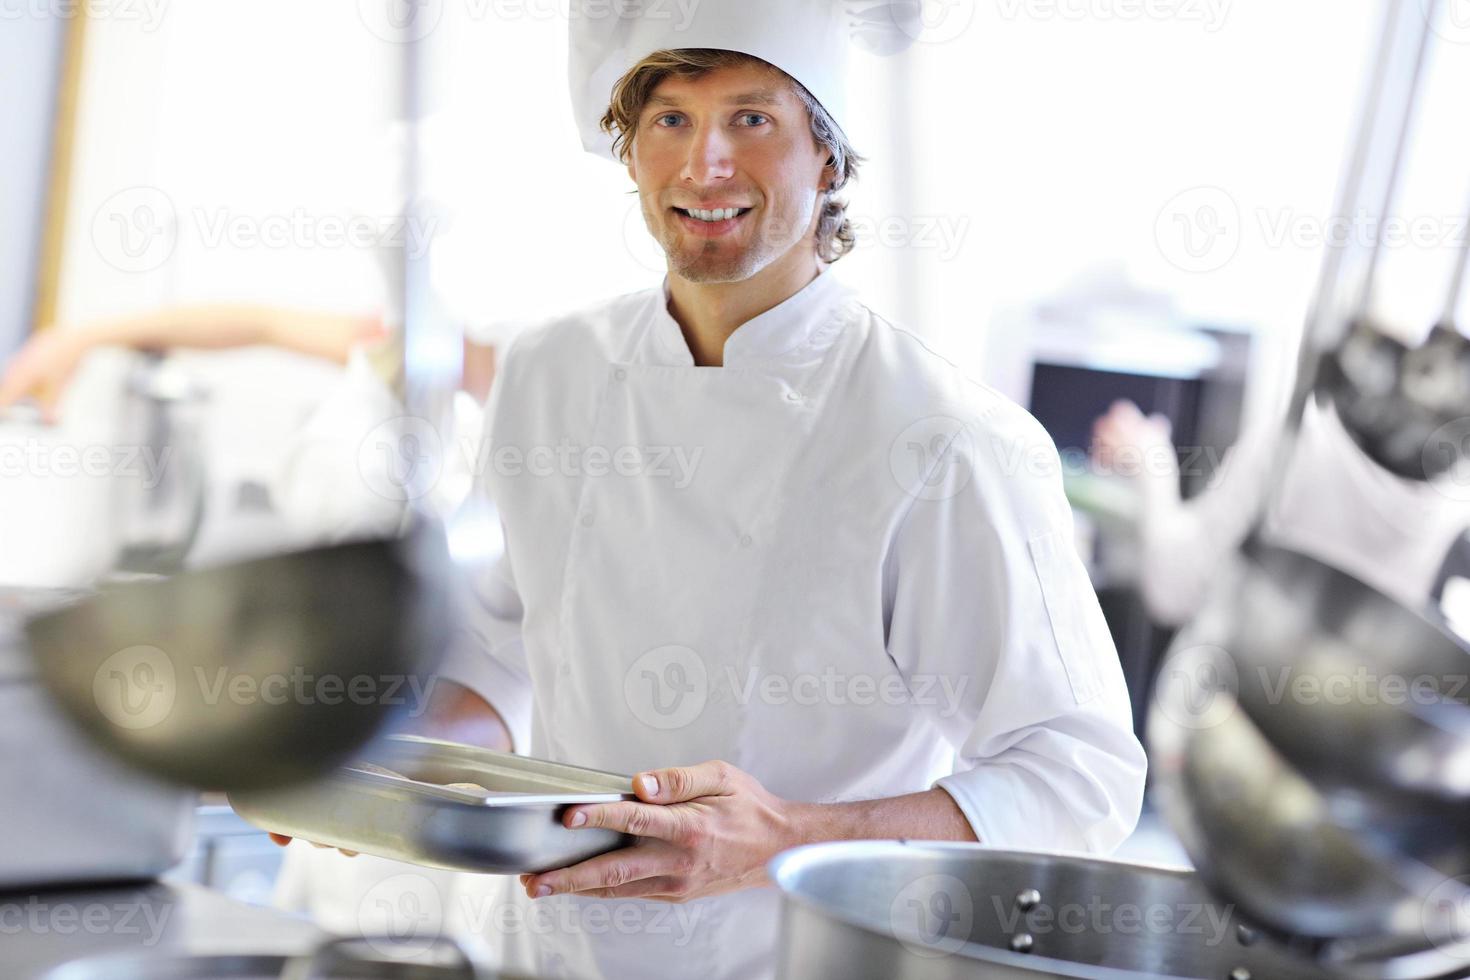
[56,0,1382,389]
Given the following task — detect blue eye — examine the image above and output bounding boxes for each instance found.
[654,113,684,127]
[737,113,769,127]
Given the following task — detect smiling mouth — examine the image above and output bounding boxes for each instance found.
[673,207,754,223]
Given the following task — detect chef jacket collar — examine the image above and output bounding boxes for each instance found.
[644,268,855,369]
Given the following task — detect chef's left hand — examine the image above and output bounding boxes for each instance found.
[520,760,800,903]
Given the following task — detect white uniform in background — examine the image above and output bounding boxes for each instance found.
[438,269,1147,980]
[1135,397,1470,625]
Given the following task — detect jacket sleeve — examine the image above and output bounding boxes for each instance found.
[435,539,534,753]
[883,401,1147,853]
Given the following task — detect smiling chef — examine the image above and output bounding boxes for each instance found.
[426,1,1147,976]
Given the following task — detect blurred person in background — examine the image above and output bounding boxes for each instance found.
[1091,395,1470,627]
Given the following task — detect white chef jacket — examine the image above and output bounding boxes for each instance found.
[438,268,1146,980]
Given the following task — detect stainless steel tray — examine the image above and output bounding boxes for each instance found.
[228,736,635,875]
[42,937,530,979]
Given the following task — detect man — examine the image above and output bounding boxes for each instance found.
[425,3,1147,976]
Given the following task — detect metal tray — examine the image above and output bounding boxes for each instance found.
[41,937,531,979]
[228,736,635,875]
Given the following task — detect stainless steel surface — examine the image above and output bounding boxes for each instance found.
[770,841,1338,980]
[1135,1,1470,973]
[41,937,531,980]
[228,735,636,875]
[23,528,455,791]
[112,355,210,575]
[1225,540,1470,805]
[1148,543,1470,977]
[1275,0,1470,482]
[1,587,196,890]
[2,880,323,980]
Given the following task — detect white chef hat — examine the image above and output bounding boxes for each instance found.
[568,0,923,162]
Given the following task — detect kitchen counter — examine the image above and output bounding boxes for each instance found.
[2,878,323,980]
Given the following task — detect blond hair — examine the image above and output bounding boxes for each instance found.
[600,48,863,263]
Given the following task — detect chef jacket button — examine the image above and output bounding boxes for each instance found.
[785,391,802,402]
[739,534,753,548]
[614,368,627,381]
[581,512,595,527]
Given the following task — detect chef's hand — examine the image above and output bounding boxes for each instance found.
[519,760,798,904]
[0,329,92,419]
[1090,400,1176,483]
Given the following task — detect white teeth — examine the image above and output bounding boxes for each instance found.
[685,208,742,222]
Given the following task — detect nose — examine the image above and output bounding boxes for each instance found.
[681,122,736,185]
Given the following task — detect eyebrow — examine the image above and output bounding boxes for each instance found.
[646,88,785,109]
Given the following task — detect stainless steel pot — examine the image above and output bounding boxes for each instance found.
[1147,541,1470,976]
[770,841,1335,980]
[23,526,455,791]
